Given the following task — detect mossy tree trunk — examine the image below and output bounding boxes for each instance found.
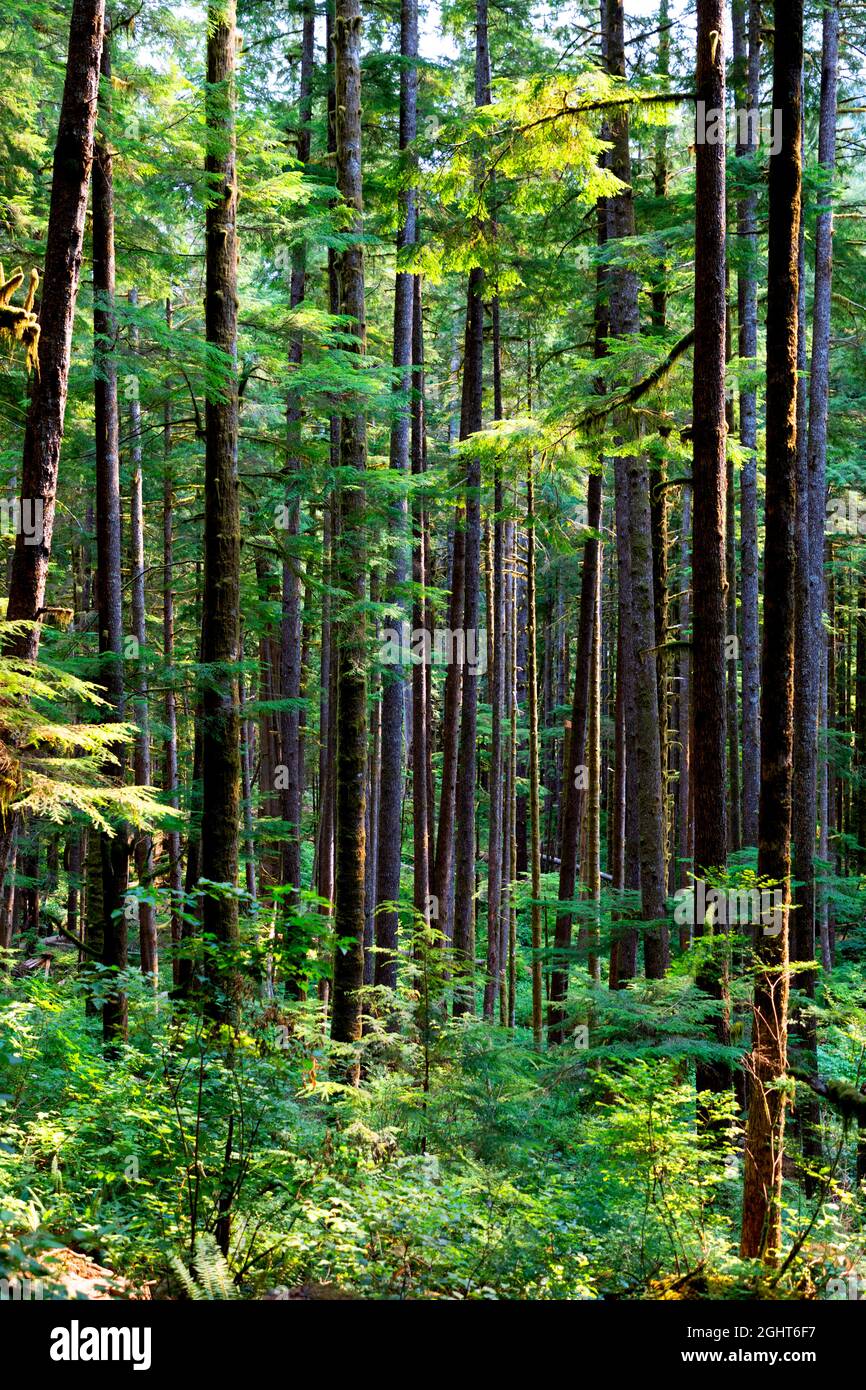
[692,0,730,1100]
[329,0,368,1081]
[200,0,242,1024]
[741,0,803,1265]
[93,24,129,1048]
[0,0,105,889]
[375,0,418,990]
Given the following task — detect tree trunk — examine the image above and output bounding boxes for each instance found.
[677,482,692,916]
[93,24,129,1047]
[329,0,368,1080]
[791,0,838,1191]
[411,275,432,938]
[162,296,183,989]
[452,0,490,1015]
[280,0,315,919]
[200,0,242,1023]
[735,0,761,845]
[0,0,105,889]
[692,0,730,1096]
[586,529,602,984]
[375,0,418,989]
[5,0,105,662]
[548,475,601,1039]
[741,0,802,1264]
[527,457,543,1048]
[549,135,607,1035]
[482,300,505,1018]
[605,0,667,980]
[810,0,839,983]
[128,286,157,983]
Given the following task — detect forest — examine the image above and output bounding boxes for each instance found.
[0,0,865,1317]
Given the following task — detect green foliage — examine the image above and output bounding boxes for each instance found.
[0,944,862,1300]
[0,623,172,833]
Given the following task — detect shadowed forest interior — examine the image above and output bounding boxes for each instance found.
[1,0,866,1304]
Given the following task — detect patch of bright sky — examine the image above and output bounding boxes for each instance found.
[418,0,699,68]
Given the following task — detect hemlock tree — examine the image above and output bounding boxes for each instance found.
[200,0,242,1022]
[330,0,368,1079]
[741,0,803,1265]
[691,0,729,1100]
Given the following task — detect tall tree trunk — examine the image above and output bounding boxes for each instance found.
[0,0,105,888]
[677,482,692,913]
[586,528,603,984]
[280,0,315,920]
[163,296,183,988]
[411,275,431,937]
[527,457,543,1048]
[452,0,490,1014]
[741,0,802,1264]
[502,512,517,1024]
[128,286,157,983]
[375,0,418,989]
[735,0,761,845]
[791,0,838,1190]
[810,0,839,982]
[692,0,730,1096]
[549,131,607,1035]
[316,17,340,1013]
[200,0,242,1023]
[724,288,740,854]
[548,476,601,1039]
[93,24,129,1047]
[606,2,636,993]
[329,0,368,1079]
[606,0,667,980]
[483,300,505,1018]
[315,499,336,1005]
[432,529,464,948]
[238,640,257,904]
[256,561,282,898]
[5,0,104,662]
[180,600,205,999]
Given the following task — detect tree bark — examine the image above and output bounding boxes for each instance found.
[481,303,505,1018]
[605,0,667,980]
[791,0,838,1191]
[280,0,315,919]
[0,0,105,891]
[4,0,105,663]
[548,475,601,1039]
[93,24,129,1047]
[128,286,157,983]
[329,0,368,1079]
[526,457,543,1047]
[162,296,183,989]
[375,0,418,989]
[692,0,730,1096]
[452,0,490,1014]
[200,0,242,1023]
[735,0,761,845]
[411,275,431,939]
[741,0,802,1264]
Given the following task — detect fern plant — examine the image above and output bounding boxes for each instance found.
[170,1235,237,1301]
